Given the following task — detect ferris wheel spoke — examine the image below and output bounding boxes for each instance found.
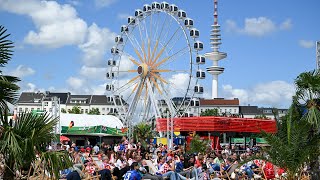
[125,79,145,122]
[159,81,177,116]
[158,47,189,69]
[149,13,170,64]
[136,19,149,61]
[150,76,162,95]
[153,46,189,68]
[150,72,168,84]
[166,29,185,55]
[161,16,175,45]
[150,26,181,65]
[124,31,142,54]
[129,57,140,66]
[152,12,161,42]
[113,75,140,94]
[134,48,144,63]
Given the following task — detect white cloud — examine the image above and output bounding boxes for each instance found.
[26,83,37,92]
[20,82,45,92]
[299,40,314,48]
[0,0,87,48]
[66,76,86,90]
[95,0,117,8]
[117,13,130,20]
[7,65,35,78]
[168,73,192,97]
[79,23,116,67]
[222,81,295,107]
[226,17,291,37]
[79,66,107,80]
[280,19,292,30]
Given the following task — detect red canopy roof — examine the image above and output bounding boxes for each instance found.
[156,116,277,133]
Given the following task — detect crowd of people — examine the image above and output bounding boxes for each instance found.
[56,136,287,180]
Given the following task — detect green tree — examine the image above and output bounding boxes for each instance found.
[0,26,20,123]
[261,112,320,179]
[61,108,67,113]
[0,26,72,179]
[188,134,209,154]
[200,108,219,116]
[260,70,320,179]
[294,70,320,179]
[133,122,154,147]
[0,113,73,179]
[88,108,100,115]
[68,105,81,114]
[254,114,270,119]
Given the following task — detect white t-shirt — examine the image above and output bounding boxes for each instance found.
[93,145,99,154]
[115,159,124,169]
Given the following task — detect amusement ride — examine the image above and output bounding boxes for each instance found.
[106,2,206,138]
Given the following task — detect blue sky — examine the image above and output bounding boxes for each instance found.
[0,0,319,108]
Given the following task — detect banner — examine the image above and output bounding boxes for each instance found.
[61,125,125,136]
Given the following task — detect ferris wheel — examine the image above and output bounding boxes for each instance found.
[106,2,206,129]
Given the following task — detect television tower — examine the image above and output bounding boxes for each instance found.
[205,0,227,99]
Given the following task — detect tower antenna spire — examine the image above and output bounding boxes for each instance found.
[205,0,227,99]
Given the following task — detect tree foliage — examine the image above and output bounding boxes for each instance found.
[68,105,81,114]
[61,108,67,113]
[254,114,270,119]
[88,108,100,115]
[0,26,72,179]
[200,108,219,116]
[0,26,20,122]
[260,70,320,179]
[188,135,209,154]
[133,122,154,147]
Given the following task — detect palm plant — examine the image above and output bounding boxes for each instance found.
[295,70,320,179]
[260,70,320,179]
[133,122,154,147]
[0,25,20,125]
[0,113,73,179]
[0,26,72,179]
[261,111,320,179]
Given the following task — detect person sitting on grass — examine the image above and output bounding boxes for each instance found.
[123,162,142,180]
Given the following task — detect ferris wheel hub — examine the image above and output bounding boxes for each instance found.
[137,63,149,77]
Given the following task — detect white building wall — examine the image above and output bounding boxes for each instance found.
[16,104,42,113]
[90,104,116,115]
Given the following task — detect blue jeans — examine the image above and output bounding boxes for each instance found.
[244,166,254,179]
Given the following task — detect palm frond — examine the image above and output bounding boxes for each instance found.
[33,151,73,179]
[0,25,14,68]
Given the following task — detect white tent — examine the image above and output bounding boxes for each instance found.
[59,114,123,129]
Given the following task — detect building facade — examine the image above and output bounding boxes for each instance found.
[15,91,119,116]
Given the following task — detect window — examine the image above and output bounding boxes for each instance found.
[49,108,52,112]
[81,109,84,114]
[44,102,48,106]
[102,108,105,111]
[107,108,109,111]
[229,109,232,112]
[19,108,22,112]
[219,109,222,113]
[25,108,28,111]
[44,108,46,111]
[85,109,88,113]
[200,109,203,112]
[31,108,34,111]
[37,108,40,111]
[234,109,237,113]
